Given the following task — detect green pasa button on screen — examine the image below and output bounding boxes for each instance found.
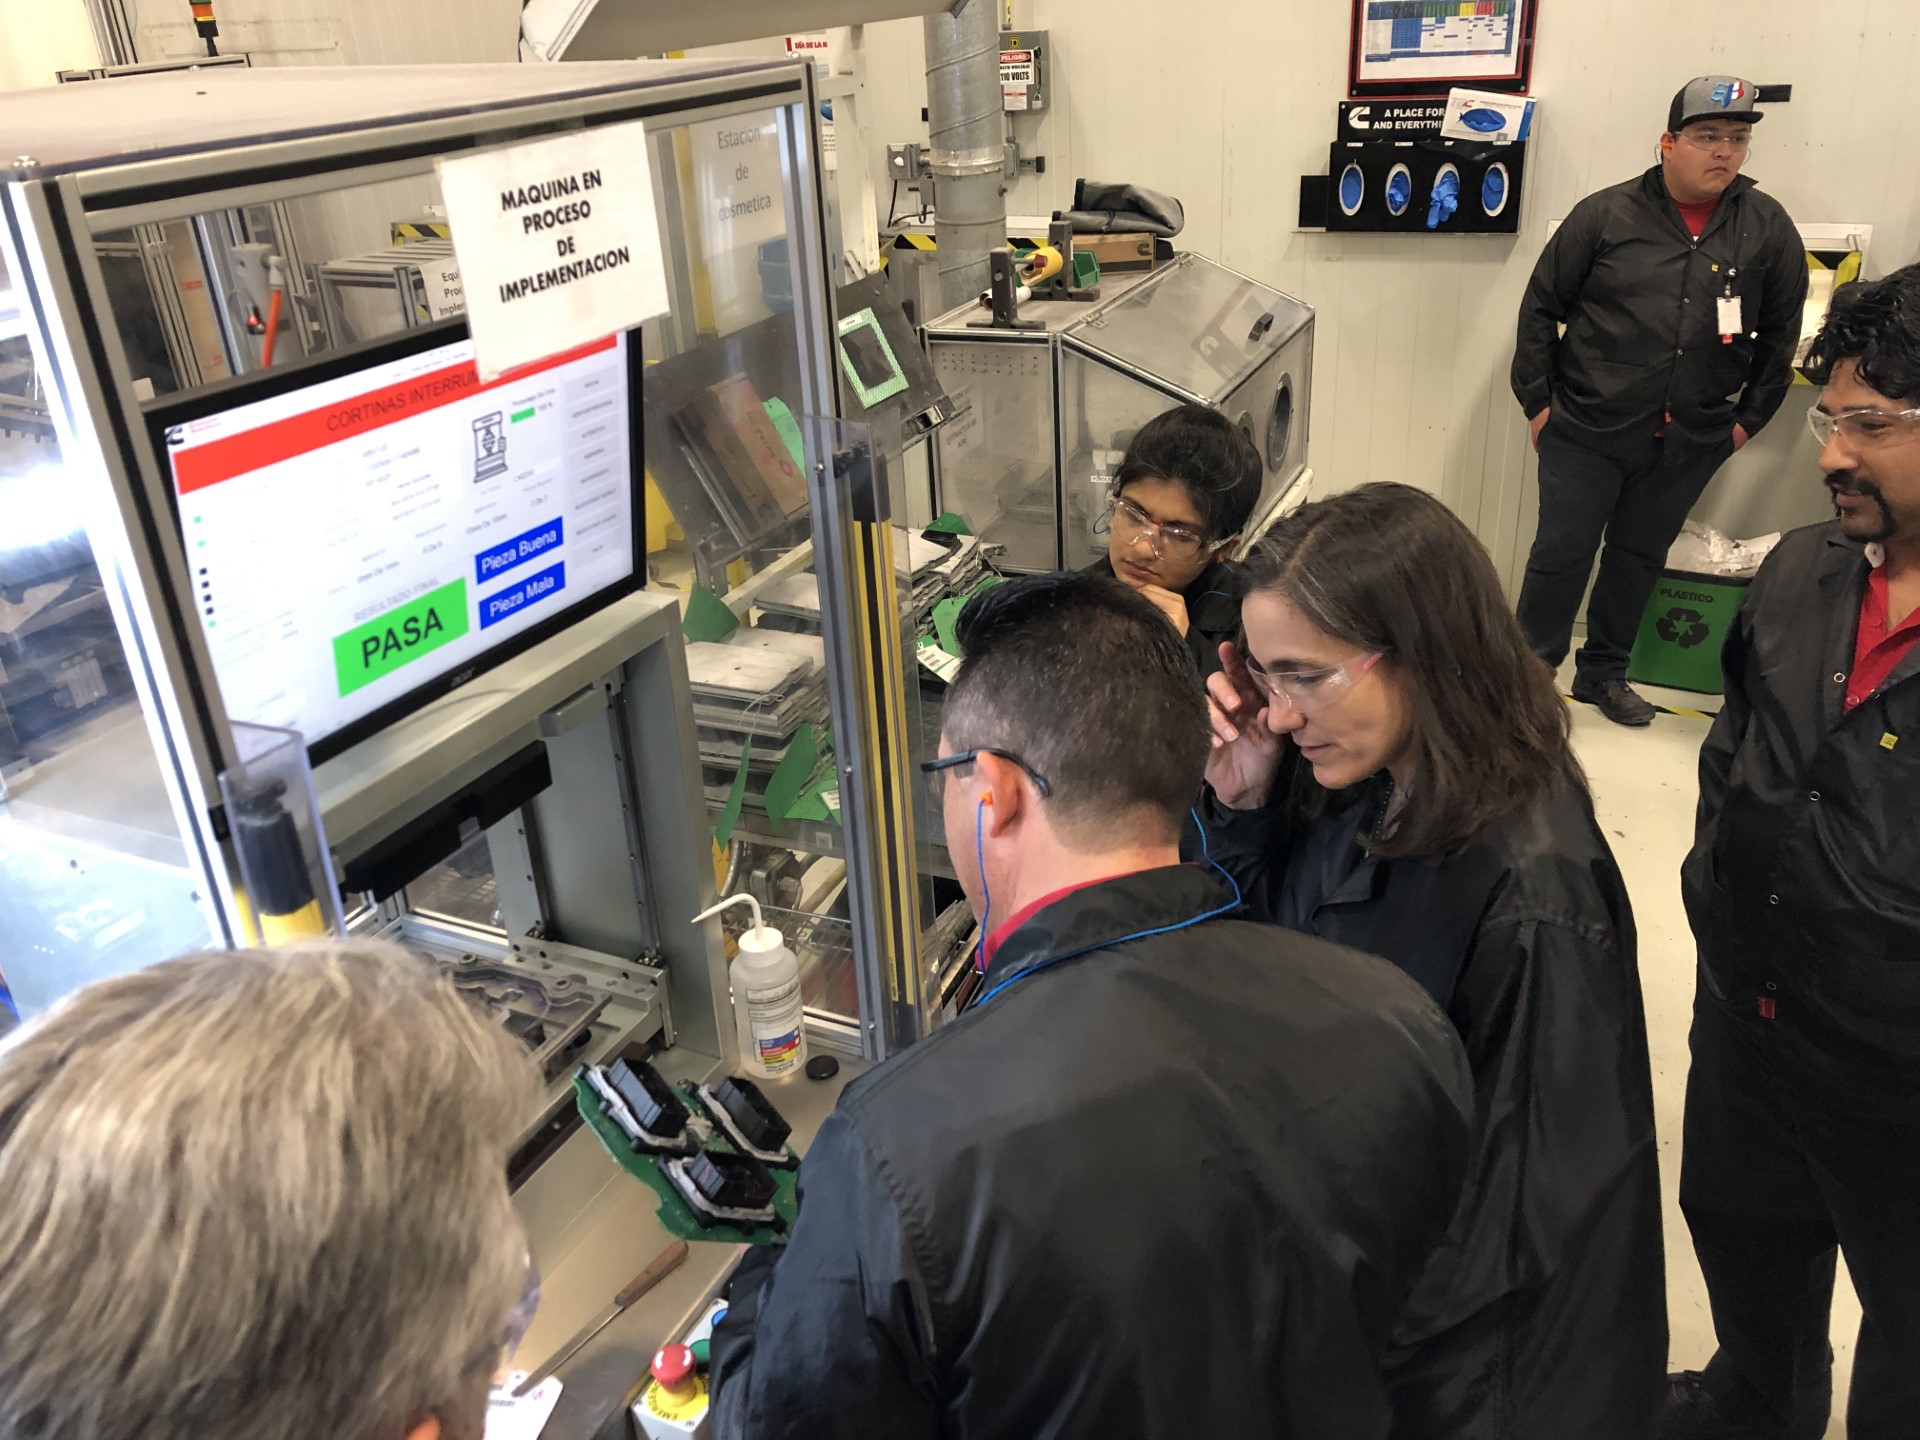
[331,579,470,696]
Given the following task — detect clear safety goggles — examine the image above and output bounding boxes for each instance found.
[1095,495,1222,564]
[1807,404,1920,449]
[1244,649,1383,715]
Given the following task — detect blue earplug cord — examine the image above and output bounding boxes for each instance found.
[970,807,1242,1008]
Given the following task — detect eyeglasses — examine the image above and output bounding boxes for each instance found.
[466,1247,541,1382]
[921,746,1053,797]
[1096,495,1220,563]
[1676,129,1752,152]
[1243,650,1383,714]
[1807,404,1920,449]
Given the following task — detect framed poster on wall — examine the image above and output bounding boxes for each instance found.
[1349,0,1538,97]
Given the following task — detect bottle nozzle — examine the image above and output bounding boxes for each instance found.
[692,892,780,950]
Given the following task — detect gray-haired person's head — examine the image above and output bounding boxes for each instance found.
[0,942,539,1440]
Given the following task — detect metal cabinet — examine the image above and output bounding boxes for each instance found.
[926,253,1315,573]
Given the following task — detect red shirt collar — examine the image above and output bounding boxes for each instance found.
[1846,558,1920,711]
[980,874,1133,969]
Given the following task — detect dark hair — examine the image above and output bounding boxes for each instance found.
[1242,483,1583,859]
[1113,404,1264,543]
[944,572,1209,844]
[1804,263,1920,403]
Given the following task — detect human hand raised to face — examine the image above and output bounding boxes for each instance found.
[1204,640,1288,810]
[1137,583,1191,637]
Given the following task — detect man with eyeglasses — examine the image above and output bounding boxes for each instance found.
[1090,403,1264,679]
[1511,75,1808,727]
[1666,266,1920,1440]
[709,572,1475,1440]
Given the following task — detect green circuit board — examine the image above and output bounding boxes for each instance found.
[572,1073,800,1246]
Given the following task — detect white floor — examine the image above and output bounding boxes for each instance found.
[1565,669,1861,1438]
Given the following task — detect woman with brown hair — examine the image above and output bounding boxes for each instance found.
[1200,482,1665,1440]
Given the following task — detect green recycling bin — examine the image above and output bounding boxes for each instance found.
[1627,569,1752,695]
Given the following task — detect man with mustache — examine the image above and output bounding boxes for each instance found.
[1667,264,1920,1440]
[1511,77,1807,727]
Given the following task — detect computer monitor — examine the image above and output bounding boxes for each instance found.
[149,324,641,763]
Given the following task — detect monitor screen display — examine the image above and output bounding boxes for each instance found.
[835,307,909,408]
[155,328,638,761]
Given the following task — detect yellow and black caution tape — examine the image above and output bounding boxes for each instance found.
[1795,247,1865,385]
[886,231,1053,254]
[1562,691,1718,722]
[392,220,452,244]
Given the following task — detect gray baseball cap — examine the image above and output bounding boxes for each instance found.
[1669,76,1764,132]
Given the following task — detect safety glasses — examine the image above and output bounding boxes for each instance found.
[1243,650,1383,715]
[1807,404,1920,449]
[921,747,1053,797]
[1095,495,1222,564]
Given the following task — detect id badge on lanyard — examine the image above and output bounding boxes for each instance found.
[1718,269,1743,344]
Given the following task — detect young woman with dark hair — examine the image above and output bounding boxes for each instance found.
[1200,482,1666,1440]
[1090,404,1264,679]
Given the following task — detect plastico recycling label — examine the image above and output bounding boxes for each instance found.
[331,579,470,696]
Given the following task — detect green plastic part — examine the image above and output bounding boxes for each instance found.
[713,736,754,847]
[572,1073,799,1246]
[682,584,740,643]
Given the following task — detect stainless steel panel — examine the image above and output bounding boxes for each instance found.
[1066,252,1313,404]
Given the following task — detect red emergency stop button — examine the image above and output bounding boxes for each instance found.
[652,1342,697,1394]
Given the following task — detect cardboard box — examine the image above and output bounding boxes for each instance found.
[1439,89,1536,145]
[1074,233,1158,272]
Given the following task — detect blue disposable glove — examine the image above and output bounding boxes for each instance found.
[1482,166,1507,215]
[1339,164,1366,215]
[1386,168,1412,216]
[1427,170,1459,229]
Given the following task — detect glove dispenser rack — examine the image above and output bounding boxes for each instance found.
[1324,137,1528,235]
[1301,100,1531,236]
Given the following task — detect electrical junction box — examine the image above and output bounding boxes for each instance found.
[1000,31,1048,112]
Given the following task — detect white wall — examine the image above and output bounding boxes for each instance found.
[0,0,99,89]
[858,0,1920,583]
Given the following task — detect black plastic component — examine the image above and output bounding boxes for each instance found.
[805,1053,840,1082]
[712,1075,793,1152]
[688,1149,778,1211]
[606,1057,689,1140]
[1755,84,1792,104]
[338,741,550,900]
[229,778,315,916]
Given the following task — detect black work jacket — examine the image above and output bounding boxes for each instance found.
[1511,166,1807,461]
[1199,772,1666,1439]
[1683,523,1920,1104]
[709,866,1474,1440]
[1088,555,1243,679]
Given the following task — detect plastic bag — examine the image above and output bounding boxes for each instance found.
[1665,520,1781,577]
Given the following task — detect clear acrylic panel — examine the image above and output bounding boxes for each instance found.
[0,241,211,1018]
[634,110,875,1031]
[1057,349,1186,570]
[927,333,1058,573]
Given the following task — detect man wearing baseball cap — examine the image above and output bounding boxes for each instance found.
[1512,77,1807,727]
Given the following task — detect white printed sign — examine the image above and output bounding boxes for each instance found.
[686,116,786,333]
[486,1372,563,1440]
[785,31,834,75]
[421,257,466,321]
[436,118,670,381]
